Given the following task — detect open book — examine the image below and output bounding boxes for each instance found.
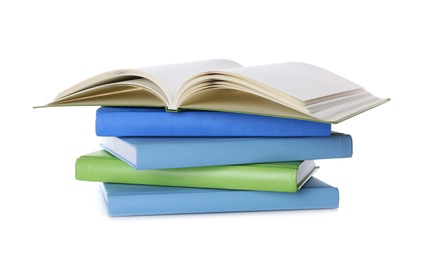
[40,59,389,123]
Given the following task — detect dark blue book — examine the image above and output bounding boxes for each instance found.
[95,107,331,137]
[100,132,352,170]
[100,177,339,217]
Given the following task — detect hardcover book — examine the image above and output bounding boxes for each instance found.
[100,132,353,170]
[100,177,340,217]
[95,106,331,137]
[38,59,389,123]
[76,150,318,192]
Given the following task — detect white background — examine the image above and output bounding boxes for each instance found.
[2,1,420,259]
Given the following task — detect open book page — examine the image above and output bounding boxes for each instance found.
[220,62,363,101]
[178,62,389,123]
[52,59,242,108]
[53,69,142,101]
[137,59,242,109]
[180,89,318,121]
[51,80,165,107]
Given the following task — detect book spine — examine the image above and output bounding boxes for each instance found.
[95,107,331,137]
[102,183,339,216]
[76,155,300,192]
[134,133,352,169]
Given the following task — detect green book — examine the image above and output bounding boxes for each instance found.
[75,150,319,192]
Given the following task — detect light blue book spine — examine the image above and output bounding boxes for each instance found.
[101,132,352,170]
[100,177,339,216]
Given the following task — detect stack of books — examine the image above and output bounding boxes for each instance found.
[38,59,389,217]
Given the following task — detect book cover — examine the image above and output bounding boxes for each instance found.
[100,177,339,217]
[76,150,318,192]
[95,106,331,137]
[100,132,353,170]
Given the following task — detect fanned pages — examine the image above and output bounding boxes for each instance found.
[40,59,389,123]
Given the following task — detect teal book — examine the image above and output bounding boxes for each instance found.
[100,132,352,170]
[76,150,318,192]
[100,177,340,217]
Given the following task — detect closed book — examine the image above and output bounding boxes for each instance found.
[76,150,318,192]
[100,177,339,217]
[95,107,331,137]
[100,132,352,170]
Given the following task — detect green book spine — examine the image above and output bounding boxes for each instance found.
[75,150,317,192]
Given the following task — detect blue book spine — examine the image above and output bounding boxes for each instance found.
[100,177,339,216]
[95,107,331,137]
[100,132,352,170]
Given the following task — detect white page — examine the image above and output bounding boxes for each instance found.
[53,59,242,105]
[221,62,363,101]
[138,59,242,101]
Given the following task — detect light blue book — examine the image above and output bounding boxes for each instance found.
[100,132,352,170]
[100,177,339,217]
